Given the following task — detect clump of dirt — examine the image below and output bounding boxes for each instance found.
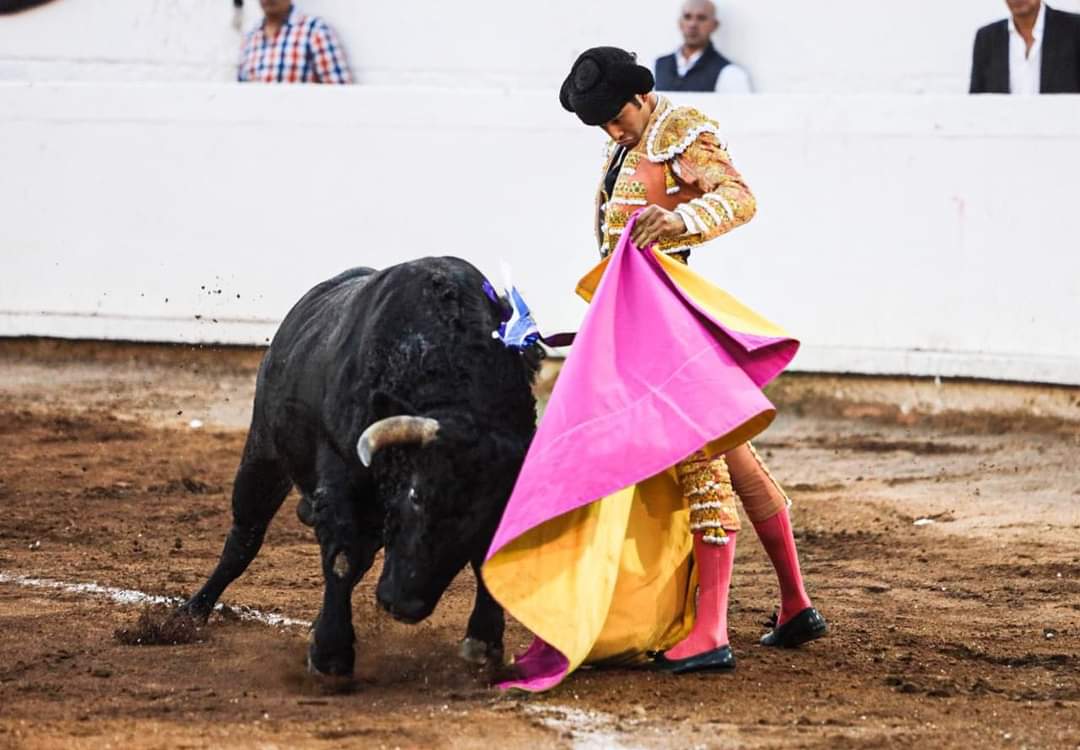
[147,477,218,495]
[80,483,136,500]
[114,607,204,646]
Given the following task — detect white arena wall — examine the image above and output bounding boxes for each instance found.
[2,84,1079,385]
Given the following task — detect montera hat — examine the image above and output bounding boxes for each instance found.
[559,46,655,126]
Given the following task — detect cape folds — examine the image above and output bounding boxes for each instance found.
[482,213,798,691]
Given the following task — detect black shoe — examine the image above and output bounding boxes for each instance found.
[759,607,827,648]
[651,645,735,674]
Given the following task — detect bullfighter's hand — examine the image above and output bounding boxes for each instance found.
[630,205,686,249]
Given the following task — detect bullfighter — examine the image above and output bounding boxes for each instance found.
[560,46,826,673]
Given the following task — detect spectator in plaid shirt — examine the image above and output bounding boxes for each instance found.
[238,0,352,84]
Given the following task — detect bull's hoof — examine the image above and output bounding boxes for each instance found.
[305,653,356,693]
[178,600,212,625]
[307,641,355,677]
[458,637,504,666]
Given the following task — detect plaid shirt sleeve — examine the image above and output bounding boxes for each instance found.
[308,19,353,84]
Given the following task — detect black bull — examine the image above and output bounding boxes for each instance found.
[182,258,539,676]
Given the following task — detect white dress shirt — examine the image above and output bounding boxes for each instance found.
[675,48,754,93]
[1008,1,1046,95]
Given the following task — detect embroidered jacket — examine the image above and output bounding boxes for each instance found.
[596,96,756,257]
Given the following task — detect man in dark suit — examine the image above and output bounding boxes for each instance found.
[970,0,1080,93]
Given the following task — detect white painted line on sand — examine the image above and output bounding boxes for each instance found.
[524,704,643,750]
[0,571,311,629]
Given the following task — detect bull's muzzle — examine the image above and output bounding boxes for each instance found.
[375,578,431,624]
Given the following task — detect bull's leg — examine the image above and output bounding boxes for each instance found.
[183,442,292,621]
[307,453,380,677]
[459,559,505,665]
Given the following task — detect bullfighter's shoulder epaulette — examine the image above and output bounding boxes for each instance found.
[644,102,723,164]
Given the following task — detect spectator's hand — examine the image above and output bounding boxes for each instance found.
[630,206,686,249]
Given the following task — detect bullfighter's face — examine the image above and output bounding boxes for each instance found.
[373,424,524,623]
[601,96,653,149]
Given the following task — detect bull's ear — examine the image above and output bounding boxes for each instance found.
[368,390,419,421]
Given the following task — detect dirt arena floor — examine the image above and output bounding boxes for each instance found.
[1,340,1078,749]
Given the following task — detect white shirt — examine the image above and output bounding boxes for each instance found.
[675,47,754,93]
[1008,1,1046,95]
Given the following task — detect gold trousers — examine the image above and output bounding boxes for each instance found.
[676,443,789,545]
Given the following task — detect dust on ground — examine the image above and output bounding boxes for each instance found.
[0,339,1078,749]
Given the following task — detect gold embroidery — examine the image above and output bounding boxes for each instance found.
[616,180,647,200]
[676,131,757,238]
[595,96,756,257]
[645,101,720,163]
[664,163,678,195]
[678,451,740,544]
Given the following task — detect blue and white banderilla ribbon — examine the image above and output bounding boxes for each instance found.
[482,278,541,351]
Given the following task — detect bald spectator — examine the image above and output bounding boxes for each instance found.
[654,0,753,93]
[238,1,352,84]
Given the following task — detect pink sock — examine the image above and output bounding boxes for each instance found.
[665,531,736,660]
[753,509,812,626]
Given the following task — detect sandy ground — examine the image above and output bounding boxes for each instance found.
[0,340,1078,749]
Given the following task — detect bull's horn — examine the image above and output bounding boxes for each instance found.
[357,416,440,467]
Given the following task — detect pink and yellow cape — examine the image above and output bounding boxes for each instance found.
[482,217,798,692]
